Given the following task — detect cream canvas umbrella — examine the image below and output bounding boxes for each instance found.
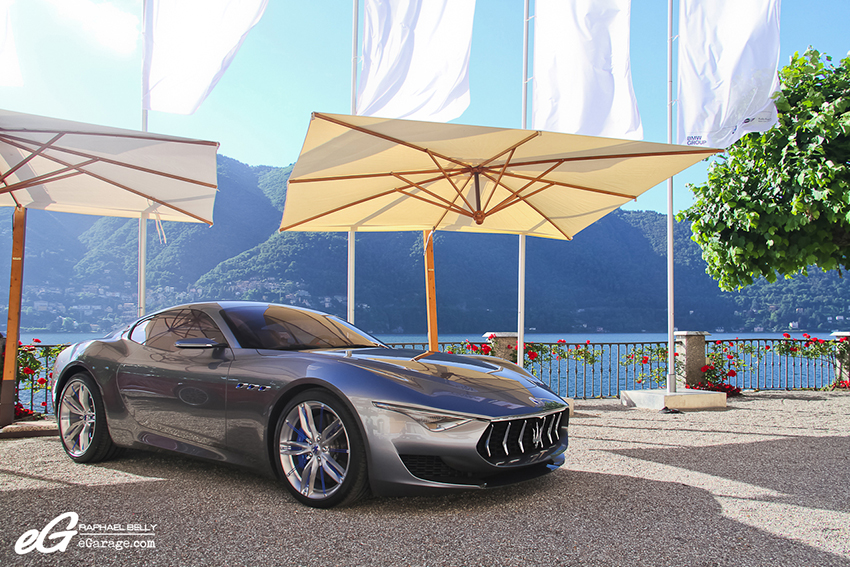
[281,112,719,350]
[0,108,219,425]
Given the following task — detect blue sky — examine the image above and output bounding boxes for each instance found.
[2,0,849,213]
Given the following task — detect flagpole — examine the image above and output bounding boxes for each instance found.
[139,1,149,318]
[517,0,531,366]
[666,0,676,394]
[347,0,359,324]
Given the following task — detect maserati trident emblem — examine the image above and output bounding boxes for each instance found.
[531,421,544,449]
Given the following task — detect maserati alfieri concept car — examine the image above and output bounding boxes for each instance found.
[52,301,569,508]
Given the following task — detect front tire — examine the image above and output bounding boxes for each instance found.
[57,373,120,463]
[275,389,368,508]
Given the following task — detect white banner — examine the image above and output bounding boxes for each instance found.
[143,0,267,115]
[356,0,475,122]
[0,0,22,87]
[677,0,781,148]
[532,0,642,139]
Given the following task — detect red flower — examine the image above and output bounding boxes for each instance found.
[471,344,479,352]
[727,354,734,360]
[727,370,737,377]
[488,334,496,340]
[803,333,810,339]
[715,341,722,345]
[37,377,46,385]
[481,345,491,355]
[557,339,566,344]
[586,340,591,345]
[32,338,41,343]
[22,367,35,375]
[41,402,47,407]
[783,333,791,338]
[765,345,771,350]
[527,351,538,361]
[701,365,710,372]
[641,356,650,364]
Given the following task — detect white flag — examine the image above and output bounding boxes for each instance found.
[532,0,642,140]
[143,0,267,115]
[356,0,475,122]
[677,0,781,148]
[0,0,22,87]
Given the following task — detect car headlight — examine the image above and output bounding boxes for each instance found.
[372,402,477,432]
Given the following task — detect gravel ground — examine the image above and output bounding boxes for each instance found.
[1,390,849,567]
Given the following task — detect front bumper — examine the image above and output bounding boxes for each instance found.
[359,402,569,497]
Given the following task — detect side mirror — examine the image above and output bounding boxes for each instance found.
[175,337,227,349]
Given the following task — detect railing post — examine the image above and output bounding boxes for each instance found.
[483,332,518,363]
[675,331,710,387]
[832,332,850,383]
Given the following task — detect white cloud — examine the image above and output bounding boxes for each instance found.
[45,0,139,57]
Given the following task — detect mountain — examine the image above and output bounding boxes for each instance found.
[1,155,848,335]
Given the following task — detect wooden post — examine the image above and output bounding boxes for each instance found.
[423,230,438,352]
[0,207,27,426]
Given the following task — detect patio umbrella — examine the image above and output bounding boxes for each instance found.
[0,108,219,425]
[280,112,719,350]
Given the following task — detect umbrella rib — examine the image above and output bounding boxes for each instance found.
[391,172,472,217]
[0,167,88,195]
[288,167,459,184]
[0,132,218,189]
[481,147,517,213]
[313,112,470,169]
[0,127,219,147]
[478,131,541,169]
[78,168,213,224]
[486,180,556,218]
[496,170,637,199]
[480,172,573,240]
[502,147,720,169]
[0,138,212,224]
[424,150,476,214]
[280,184,460,231]
[481,159,565,215]
[0,180,22,207]
[0,132,65,185]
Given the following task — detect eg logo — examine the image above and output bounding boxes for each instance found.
[14,512,79,555]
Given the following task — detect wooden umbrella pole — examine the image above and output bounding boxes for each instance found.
[423,230,439,352]
[0,206,27,426]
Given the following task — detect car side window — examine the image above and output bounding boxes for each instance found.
[129,309,227,351]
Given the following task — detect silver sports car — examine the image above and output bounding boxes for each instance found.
[52,301,569,508]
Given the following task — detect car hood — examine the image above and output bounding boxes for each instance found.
[318,348,567,417]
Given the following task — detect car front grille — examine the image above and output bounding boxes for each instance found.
[476,410,567,465]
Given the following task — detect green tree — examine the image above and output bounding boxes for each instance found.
[679,48,850,290]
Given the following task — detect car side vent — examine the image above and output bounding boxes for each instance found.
[476,410,567,465]
[399,455,479,485]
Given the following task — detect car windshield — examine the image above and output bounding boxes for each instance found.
[221,304,384,351]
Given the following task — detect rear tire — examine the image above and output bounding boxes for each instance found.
[274,389,368,508]
[57,373,120,463]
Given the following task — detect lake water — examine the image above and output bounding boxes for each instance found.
[10,329,846,347]
[373,330,843,346]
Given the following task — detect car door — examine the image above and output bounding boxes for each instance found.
[116,308,232,450]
